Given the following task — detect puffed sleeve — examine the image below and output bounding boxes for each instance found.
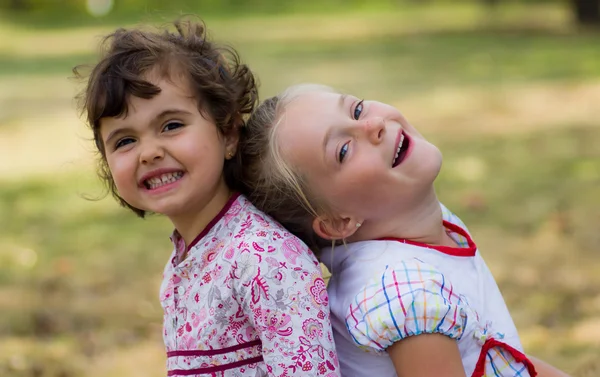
[345,258,469,354]
[238,230,341,376]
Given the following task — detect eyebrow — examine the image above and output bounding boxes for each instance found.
[339,93,348,108]
[322,94,349,161]
[104,127,132,147]
[103,108,193,146]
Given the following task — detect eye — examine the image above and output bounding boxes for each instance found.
[353,100,364,120]
[338,142,350,163]
[115,137,135,150]
[163,121,184,132]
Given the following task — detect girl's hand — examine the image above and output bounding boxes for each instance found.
[387,333,466,377]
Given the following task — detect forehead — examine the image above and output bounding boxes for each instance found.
[285,90,340,116]
[109,75,193,119]
[278,91,342,133]
[276,90,344,167]
[138,77,191,106]
[139,69,195,104]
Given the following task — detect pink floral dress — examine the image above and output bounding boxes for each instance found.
[160,193,340,376]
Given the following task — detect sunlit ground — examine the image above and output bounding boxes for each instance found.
[1,3,599,376]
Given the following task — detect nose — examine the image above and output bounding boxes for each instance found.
[139,139,165,164]
[359,117,385,145]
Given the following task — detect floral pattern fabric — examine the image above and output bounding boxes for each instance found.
[160,193,340,377]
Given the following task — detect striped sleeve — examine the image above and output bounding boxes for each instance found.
[345,259,469,353]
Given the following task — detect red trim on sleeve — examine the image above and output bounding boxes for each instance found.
[471,338,537,377]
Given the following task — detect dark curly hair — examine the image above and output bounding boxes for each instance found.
[74,17,258,217]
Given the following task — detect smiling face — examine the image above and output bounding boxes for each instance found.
[276,90,443,237]
[99,73,236,221]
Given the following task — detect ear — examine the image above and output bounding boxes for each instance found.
[223,125,240,158]
[312,215,361,241]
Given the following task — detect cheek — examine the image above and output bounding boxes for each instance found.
[179,132,225,160]
[327,166,381,205]
[106,154,136,189]
[402,120,425,140]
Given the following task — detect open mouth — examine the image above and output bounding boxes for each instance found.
[143,171,184,190]
[392,131,410,168]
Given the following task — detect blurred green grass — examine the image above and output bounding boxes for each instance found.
[1,2,599,377]
[1,126,598,376]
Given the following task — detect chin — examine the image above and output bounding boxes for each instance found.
[142,200,182,218]
[159,205,189,219]
[432,152,443,178]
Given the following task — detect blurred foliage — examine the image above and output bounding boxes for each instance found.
[3,30,600,82]
[0,0,576,28]
[1,0,401,27]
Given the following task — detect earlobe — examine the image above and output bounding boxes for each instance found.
[223,131,239,160]
[312,216,361,241]
[224,126,240,154]
[312,217,334,241]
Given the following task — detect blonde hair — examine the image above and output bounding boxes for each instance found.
[241,84,336,253]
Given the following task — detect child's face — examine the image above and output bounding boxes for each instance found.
[99,73,235,220]
[277,90,442,226]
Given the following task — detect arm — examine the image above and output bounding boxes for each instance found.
[387,333,466,377]
[346,260,471,375]
[528,356,572,377]
[241,234,340,376]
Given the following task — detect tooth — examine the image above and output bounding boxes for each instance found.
[145,172,183,189]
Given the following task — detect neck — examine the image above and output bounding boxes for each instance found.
[170,180,233,247]
[353,188,450,247]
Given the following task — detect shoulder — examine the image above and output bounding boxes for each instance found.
[221,195,295,243]
[349,258,465,309]
[227,196,320,266]
[345,258,473,353]
[235,195,294,235]
[322,239,425,280]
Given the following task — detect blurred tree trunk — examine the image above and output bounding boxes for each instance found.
[482,0,500,8]
[9,0,28,10]
[572,0,600,25]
